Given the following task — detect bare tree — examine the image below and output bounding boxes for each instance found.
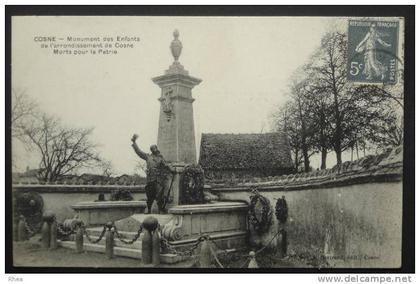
[134,160,147,177]
[272,87,316,173]
[99,160,114,177]
[11,89,38,139]
[19,113,101,181]
[310,32,349,165]
[365,109,403,149]
[309,32,396,165]
[273,102,302,172]
[273,31,403,169]
[301,74,332,169]
[290,80,317,172]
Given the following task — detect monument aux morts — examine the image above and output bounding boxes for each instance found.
[153,29,201,164]
[65,30,249,264]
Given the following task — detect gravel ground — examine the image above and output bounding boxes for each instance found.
[12,236,307,269]
[13,239,144,268]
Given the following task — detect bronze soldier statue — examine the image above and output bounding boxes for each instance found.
[131,134,174,214]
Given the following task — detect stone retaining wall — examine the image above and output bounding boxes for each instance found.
[12,184,146,222]
[208,146,403,268]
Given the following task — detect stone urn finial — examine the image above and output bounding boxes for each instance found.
[170,29,183,62]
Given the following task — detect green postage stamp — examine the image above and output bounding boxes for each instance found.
[347,20,399,84]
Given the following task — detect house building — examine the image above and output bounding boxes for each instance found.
[199,132,294,180]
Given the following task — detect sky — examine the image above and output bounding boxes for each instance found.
[11,16,401,175]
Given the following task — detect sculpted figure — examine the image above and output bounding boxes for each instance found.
[131,134,174,213]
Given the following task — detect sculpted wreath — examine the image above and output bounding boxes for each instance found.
[13,191,44,232]
[248,190,273,234]
[180,165,205,204]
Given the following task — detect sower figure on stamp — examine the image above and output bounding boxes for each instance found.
[131,134,175,214]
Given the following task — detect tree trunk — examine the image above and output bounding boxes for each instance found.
[335,148,342,166]
[321,148,327,169]
[294,149,299,172]
[302,146,310,172]
[297,95,310,172]
[355,141,359,159]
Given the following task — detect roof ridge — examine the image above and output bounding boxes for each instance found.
[201,132,281,135]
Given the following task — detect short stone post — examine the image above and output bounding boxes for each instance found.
[41,220,51,249]
[142,216,158,265]
[198,238,212,268]
[152,229,161,266]
[41,211,55,249]
[17,215,28,242]
[75,221,84,253]
[49,218,58,250]
[105,222,114,259]
[248,251,259,268]
[275,196,289,258]
[280,229,287,257]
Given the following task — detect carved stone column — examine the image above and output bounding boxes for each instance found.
[152,30,202,164]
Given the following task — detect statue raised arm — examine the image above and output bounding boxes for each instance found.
[130,134,175,214]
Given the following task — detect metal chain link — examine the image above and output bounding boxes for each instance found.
[240,256,251,268]
[82,225,107,244]
[23,220,37,237]
[160,235,207,257]
[254,229,283,255]
[56,224,76,237]
[209,245,224,268]
[113,225,143,245]
[209,239,231,255]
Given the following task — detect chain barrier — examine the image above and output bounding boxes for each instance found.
[24,219,37,237]
[82,225,107,244]
[209,245,224,268]
[20,216,41,238]
[157,232,259,268]
[24,211,283,268]
[56,224,76,237]
[236,229,284,268]
[113,225,143,245]
[160,234,208,257]
[209,239,231,255]
[254,229,283,255]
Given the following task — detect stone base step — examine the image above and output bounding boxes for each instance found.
[59,240,190,264]
[60,240,142,259]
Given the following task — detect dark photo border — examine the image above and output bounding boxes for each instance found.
[5,5,415,274]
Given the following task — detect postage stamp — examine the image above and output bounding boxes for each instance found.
[347,20,399,84]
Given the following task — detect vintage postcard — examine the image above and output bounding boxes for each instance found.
[6,6,414,273]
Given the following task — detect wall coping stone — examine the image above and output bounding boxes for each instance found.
[71,201,147,210]
[12,184,146,193]
[208,146,403,192]
[168,201,248,214]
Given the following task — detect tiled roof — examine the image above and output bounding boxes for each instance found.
[199,132,293,170]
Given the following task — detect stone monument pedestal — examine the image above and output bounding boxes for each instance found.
[164,162,186,208]
[152,29,202,165]
[71,201,147,226]
[114,201,248,263]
